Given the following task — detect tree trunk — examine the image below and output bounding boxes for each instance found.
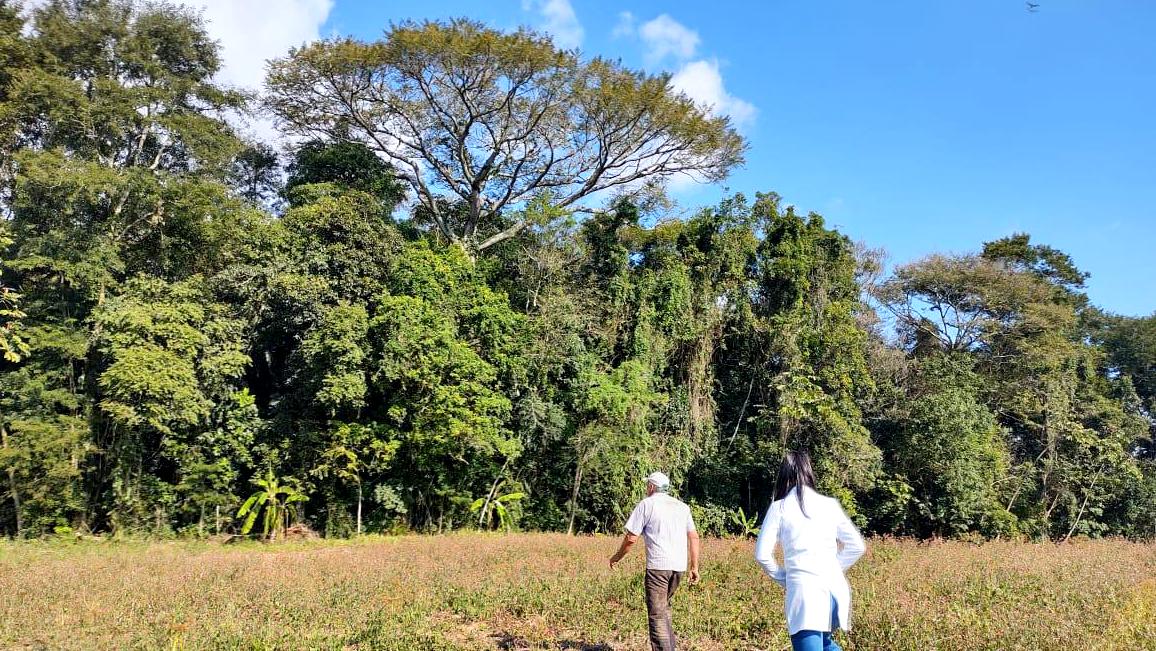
[726,375,756,451]
[356,483,363,536]
[1040,394,1055,535]
[1,424,22,536]
[567,462,584,536]
[81,283,111,530]
[1063,467,1103,542]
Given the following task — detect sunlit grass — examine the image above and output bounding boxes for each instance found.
[1,534,1152,650]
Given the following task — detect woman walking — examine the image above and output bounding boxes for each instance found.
[754,451,866,651]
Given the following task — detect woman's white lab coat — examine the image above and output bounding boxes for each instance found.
[754,486,866,635]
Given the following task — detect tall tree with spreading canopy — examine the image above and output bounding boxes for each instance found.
[265,19,746,254]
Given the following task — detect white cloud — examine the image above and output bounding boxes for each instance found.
[669,59,757,128]
[612,11,635,38]
[187,0,333,92]
[183,0,334,144]
[523,0,584,50]
[639,14,699,64]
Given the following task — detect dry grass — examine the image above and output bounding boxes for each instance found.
[0,534,1153,650]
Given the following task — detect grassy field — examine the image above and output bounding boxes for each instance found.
[1,534,1154,650]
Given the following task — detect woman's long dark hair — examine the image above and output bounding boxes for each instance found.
[773,450,816,517]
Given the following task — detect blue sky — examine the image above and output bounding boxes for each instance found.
[316,0,1155,316]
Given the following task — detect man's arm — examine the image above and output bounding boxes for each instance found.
[609,532,639,568]
[612,500,647,568]
[687,530,701,583]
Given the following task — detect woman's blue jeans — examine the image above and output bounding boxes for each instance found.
[789,596,842,651]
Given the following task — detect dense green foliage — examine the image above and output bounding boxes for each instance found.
[1,1,1152,540]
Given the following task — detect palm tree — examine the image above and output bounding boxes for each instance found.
[470,483,525,532]
[237,471,308,540]
[730,506,761,538]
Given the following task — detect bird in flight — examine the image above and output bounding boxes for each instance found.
[1026,2,1039,11]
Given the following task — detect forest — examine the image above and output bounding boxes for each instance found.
[1,0,1154,543]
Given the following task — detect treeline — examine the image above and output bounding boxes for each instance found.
[0,1,1153,541]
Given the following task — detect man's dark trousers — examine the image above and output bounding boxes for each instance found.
[645,569,683,651]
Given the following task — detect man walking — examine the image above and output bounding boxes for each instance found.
[609,472,700,651]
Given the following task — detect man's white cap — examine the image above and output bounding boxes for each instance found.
[645,471,671,490]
